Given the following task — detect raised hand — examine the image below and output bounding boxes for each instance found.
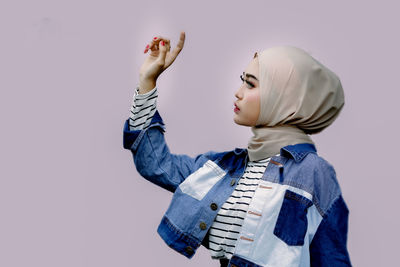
[138,31,186,94]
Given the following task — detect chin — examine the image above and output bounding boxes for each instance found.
[233,117,250,127]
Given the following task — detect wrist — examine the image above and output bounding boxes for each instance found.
[138,78,156,94]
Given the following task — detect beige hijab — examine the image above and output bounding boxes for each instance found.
[247,46,345,161]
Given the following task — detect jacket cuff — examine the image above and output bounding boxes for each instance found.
[123,110,165,151]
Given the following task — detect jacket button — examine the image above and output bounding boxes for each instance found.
[230,179,236,186]
[199,222,207,230]
[185,246,194,255]
[210,203,218,211]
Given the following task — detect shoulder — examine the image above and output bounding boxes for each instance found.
[198,147,246,172]
[302,153,339,182]
[300,152,343,217]
[201,147,245,161]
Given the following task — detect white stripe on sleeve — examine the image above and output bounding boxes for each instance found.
[128,86,158,131]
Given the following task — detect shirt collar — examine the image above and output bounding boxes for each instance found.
[280,143,317,163]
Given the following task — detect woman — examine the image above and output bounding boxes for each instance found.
[123,31,352,267]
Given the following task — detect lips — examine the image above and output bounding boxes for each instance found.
[234,103,240,113]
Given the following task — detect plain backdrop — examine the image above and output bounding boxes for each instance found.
[1,0,399,266]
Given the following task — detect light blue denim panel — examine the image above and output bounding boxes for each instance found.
[178,160,226,201]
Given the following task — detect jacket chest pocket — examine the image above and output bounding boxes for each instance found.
[178,160,226,201]
[273,189,313,246]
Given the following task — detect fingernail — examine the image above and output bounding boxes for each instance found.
[161,41,164,46]
[146,44,149,48]
[153,37,157,40]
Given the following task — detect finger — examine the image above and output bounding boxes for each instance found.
[144,44,150,53]
[155,38,170,52]
[144,35,171,53]
[165,31,185,65]
[144,36,160,53]
[149,36,159,51]
[170,32,185,58]
[157,40,167,66]
[163,38,171,51]
[148,36,169,51]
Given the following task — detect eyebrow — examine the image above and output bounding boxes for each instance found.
[243,72,259,81]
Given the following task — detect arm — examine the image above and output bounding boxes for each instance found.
[310,195,352,266]
[124,32,203,192]
[123,110,211,193]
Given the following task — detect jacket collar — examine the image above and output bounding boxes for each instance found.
[234,142,317,162]
[280,143,317,163]
[234,147,247,155]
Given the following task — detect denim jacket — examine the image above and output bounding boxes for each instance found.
[122,111,352,267]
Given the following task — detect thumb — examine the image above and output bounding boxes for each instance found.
[157,40,167,66]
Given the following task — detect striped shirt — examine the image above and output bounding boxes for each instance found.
[208,156,279,261]
[128,86,278,261]
[128,86,158,131]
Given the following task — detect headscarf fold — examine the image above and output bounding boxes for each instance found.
[247,46,345,161]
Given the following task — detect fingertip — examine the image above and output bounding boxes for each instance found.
[159,42,167,53]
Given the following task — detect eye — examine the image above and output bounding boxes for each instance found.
[240,74,255,88]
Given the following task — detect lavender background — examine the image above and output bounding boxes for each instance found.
[1,0,399,266]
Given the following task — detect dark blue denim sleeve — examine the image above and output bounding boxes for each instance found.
[123,110,212,193]
[310,195,352,266]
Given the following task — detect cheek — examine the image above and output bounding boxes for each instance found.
[247,92,260,108]
[247,91,261,123]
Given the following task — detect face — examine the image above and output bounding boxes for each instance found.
[233,56,260,126]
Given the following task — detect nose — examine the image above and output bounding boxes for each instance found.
[235,85,243,99]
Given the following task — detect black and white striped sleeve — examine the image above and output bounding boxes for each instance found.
[128,86,158,131]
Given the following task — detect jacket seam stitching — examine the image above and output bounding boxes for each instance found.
[268,179,326,217]
[131,128,145,151]
[146,129,179,189]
